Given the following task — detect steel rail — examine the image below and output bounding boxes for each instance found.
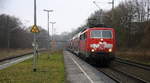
[97,67,149,83]
[0,49,47,62]
[97,69,120,83]
[110,67,149,83]
[115,57,150,71]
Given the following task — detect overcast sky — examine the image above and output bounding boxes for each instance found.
[0,0,124,34]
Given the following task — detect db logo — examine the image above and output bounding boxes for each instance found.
[99,44,105,49]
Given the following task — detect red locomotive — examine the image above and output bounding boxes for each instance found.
[69,27,116,65]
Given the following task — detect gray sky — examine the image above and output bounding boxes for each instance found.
[0,0,124,34]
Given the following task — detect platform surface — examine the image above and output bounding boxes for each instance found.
[63,51,116,83]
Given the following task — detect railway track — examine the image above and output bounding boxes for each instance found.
[98,67,148,83]
[96,57,150,83]
[0,49,47,70]
[67,51,150,83]
[0,49,47,62]
[115,57,150,71]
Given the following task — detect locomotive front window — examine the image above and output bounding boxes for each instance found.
[102,30,112,38]
[91,30,112,38]
[91,30,102,38]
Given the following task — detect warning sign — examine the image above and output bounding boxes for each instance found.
[30,25,40,33]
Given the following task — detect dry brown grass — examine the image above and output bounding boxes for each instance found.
[0,48,32,60]
[116,51,150,65]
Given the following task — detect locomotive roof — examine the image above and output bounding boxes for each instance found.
[88,27,114,30]
[80,27,114,32]
[70,27,115,40]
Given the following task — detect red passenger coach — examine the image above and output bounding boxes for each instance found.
[69,27,116,65]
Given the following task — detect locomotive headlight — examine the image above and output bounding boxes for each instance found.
[108,49,112,52]
[91,49,95,52]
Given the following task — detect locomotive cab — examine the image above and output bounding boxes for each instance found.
[89,28,115,53]
[86,28,116,62]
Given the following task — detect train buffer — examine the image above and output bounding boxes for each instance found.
[63,51,116,83]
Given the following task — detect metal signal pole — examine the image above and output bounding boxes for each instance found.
[33,0,37,72]
[112,0,115,25]
[50,22,56,50]
[147,0,150,21]
[108,0,115,23]
[43,9,53,39]
[50,22,56,41]
[93,1,103,24]
[43,9,53,58]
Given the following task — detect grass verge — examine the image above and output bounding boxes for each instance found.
[0,51,65,83]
